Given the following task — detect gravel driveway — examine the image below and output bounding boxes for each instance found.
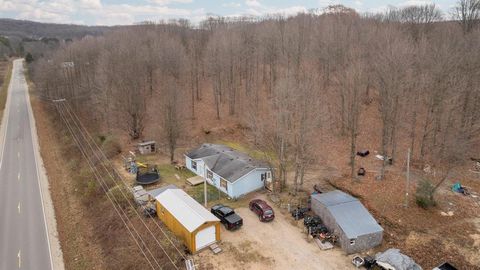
[197,196,355,270]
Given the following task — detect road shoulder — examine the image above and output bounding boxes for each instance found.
[23,59,65,270]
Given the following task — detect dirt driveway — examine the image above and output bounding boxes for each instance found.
[196,196,354,270]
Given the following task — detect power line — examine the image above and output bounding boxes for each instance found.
[54,102,160,269]
[55,103,160,268]
[34,90,186,267]
[60,101,184,266]
[58,101,183,269]
[56,102,163,269]
[62,101,188,261]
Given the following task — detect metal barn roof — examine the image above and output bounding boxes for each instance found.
[155,188,219,232]
[312,190,383,239]
[186,143,269,182]
[313,190,358,206]
[147,184,178,198]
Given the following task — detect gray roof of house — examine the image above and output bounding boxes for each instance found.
[312,190,383,239]
[186,144,270,183]
[186,144,232,159]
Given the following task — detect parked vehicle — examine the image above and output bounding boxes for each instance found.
[211,204,243,230]
[249,199,275,222]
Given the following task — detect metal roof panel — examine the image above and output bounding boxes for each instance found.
[312,191,383,238]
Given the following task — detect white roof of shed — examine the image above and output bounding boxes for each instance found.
[155,188,219,232]
[138,140,156,146]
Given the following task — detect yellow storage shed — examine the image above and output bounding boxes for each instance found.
[154,186,220,253]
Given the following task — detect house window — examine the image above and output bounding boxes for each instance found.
[220,178,228,191]
[262,171,272,181]
[191,160,197,170]
[350,239,356,245]
[207,170,213,180]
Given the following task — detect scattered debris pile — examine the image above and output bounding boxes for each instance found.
[375,154,393,165]
[303,214,337,244]
[432,262,458,270]
[375,248,422,270]
[451,182,469,196]
[132,185,148,205]
[132,185,157,217]
[291,207,309,220]
[357,150,370,157]
[352,255,364,268]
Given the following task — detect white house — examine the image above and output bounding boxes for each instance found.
[185,144,272,199]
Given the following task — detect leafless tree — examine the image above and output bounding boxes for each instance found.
[29,10,480,195]
[453,0,480,33]
[338,59,365,179]
[373,27,413,179]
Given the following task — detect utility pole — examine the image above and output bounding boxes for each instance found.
[404,148,411,208]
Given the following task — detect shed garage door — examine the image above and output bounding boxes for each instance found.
[195,226,216,250]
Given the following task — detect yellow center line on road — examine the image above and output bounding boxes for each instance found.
[18,172,20,181]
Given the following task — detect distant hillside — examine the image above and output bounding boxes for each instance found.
[0,18,109,40]
[0,18,112,59]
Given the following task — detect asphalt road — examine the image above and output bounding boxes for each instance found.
[0,59,53,269]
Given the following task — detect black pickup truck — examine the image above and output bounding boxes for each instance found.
[211,204,243,230]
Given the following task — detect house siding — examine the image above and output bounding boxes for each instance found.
[206,169,231,196]
[185,155,270,199]
[185,156,205,177]
[230,169,268,198]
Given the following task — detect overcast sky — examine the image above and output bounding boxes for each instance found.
[0,0,458,26]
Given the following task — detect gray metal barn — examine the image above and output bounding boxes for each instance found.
[311,190,383,254]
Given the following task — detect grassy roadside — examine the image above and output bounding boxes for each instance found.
[0,61,13,124]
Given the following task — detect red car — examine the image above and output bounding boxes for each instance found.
[249,199,275,222]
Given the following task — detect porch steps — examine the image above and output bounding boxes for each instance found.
[209,243,222,254]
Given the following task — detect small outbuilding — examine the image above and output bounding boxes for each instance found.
[137,140,156,155]
[185,143,273,198]
[311,190,383,254]
[153,185,221,253]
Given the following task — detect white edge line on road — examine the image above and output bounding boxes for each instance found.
[0,59,13,170]
[18,250,21,268]
[22,59,55,270]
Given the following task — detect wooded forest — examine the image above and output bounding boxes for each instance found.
[30,2,480,195]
